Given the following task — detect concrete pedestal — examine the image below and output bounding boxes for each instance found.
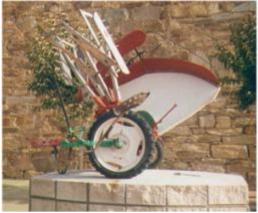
[29,169,249,211]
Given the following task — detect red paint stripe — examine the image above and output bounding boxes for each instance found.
[103,58,219,87]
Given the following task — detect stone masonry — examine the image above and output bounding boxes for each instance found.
[29,170,249,211]
[3,1,256,192]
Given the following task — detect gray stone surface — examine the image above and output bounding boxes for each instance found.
[209,185,248,205]
[29,169,249,212]
[168,207,207,211]
[89,204,125,211]
[57,181,87,202]
[30,198,55,211]
[30,179,55,198]
[56,201,87,211]
[90,183,125,204]
[126,206,166,211]
[127,184,166,205]
[199,114,215,128]
[167,185,207,206]
[209,206,249,211]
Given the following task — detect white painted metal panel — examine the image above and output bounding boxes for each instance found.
[120,72,220,135]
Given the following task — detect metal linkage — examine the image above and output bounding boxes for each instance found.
[80,10,123,102]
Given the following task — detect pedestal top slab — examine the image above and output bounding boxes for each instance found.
[30,169,249,211]
[31,169,247,186]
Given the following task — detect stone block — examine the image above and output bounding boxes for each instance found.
[210,95,227,108]
[89,183,125,204]
[31,152,56,172]
[169,126,192,136]
[167,185,207,206]
[168,207,207,211]
[209,185,248,205]
[131,5,162,21]
[127,206,166,211]
[209,206,249,211]
[127,184,166,205]
[190,161,225,173]
[226,160,254,173]
[211,145,248,159]
[56,201,87,211]
[181,115,198,126]
[171,136,198,143]
[189,3,208,17]
[196,135,221,143]
[104,9,129,26]
[247,172,256,191]
[222,135,255,145]
[216,116,231,128]
[206,2,220,14]
[206,128,242,136]
[232,2,256,12]
[191,128,206,134]
[173,143,210,160]
[30,198,55,211]
[169,161,189,170]
[3,127,19,134]
[199,114,215,128]
[169,4,189,18]
[89,204,125,211]
[57,181,87,202]
[31,178,55,198]
[249,145,256,160]
[232,117,255,127]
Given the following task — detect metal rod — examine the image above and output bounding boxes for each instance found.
[62,52,97,98]
[51,73,71,129]
[62,22,115,67]
[85,52,113,101]
[80,10,122,102]
[80,10,102,48]
[155,103,177,126]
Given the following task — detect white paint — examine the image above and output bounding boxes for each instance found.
[93,117,146,172]
[80,10,100,47]
[93,12,130,75]
[59,52,73,85]
[120,72,220,135]
[80,10,122,100]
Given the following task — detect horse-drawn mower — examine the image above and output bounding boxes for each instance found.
[31,10,220,178]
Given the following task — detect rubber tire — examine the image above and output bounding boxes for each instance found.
[88,110,154,178]
[148,141,163,169]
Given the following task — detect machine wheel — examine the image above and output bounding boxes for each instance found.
[148,141,163,169]
[88,111,154,178]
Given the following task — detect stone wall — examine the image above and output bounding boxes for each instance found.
[3,2,256,190]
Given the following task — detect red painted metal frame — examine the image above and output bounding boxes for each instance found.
[116,30,146,56]
[31,138,62,148]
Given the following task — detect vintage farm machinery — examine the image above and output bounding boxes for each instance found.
[31,10,220,178]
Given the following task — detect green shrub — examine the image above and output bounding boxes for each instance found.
[217,15,256,109]
[27,36,93,128]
